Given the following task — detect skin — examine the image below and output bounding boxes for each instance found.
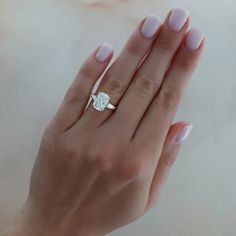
[0,8,204,236]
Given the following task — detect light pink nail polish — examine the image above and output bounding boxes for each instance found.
[168,6,189,32]
[186,28,204,50]
[141,14,161,39]
[175,124,193,144]
[95,43,113,62]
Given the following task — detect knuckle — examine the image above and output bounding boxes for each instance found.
[125,38,142,56]
[79,63,94,79]
[40,133,68,162]
[40,132,56,155]
[156,36,174,52]
[175,57,192,71]
[90,144,113,172]
[64,138,83,161]
[158,85,180,111]
[66,145,80,161]
[64,88,83,106]
[161,152,177,167]
[103,75,125,96]
[134,75,156,98]
[121,161,145,181]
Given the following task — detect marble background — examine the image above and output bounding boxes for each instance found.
[0,0,236,235]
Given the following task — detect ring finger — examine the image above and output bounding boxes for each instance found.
[79,14,162,127]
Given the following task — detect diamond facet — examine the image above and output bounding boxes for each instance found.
[93,92,110,111]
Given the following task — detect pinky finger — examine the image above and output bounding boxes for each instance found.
[47,43,113,134]
[145,121,193,211]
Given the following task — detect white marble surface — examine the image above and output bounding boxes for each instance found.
[0,0,236,235]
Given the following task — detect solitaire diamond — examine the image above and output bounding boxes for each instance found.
[93,92,110,111]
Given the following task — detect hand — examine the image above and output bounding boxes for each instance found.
[1,7,204,236]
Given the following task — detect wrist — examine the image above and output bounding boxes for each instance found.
[0,200,40,236]
[1,198,104,236]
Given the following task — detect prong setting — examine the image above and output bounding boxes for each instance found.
[92,92,111,112]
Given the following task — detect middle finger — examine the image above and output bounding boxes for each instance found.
[109,7,189,138]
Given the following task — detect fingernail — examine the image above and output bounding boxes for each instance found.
[186,28,204,50]
[175,124,193,144]
[141,14,161,39]
[95,43,113,62]
[168,6,189,32]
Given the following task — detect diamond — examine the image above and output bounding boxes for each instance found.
[93,92,110,111]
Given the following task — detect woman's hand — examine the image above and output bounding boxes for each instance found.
[1,7,204,236]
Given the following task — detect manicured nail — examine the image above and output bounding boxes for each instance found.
[95,43,113,62]
[175,124,193,144]
[141,14,161,39]
[186,28,204,50]
[168,6,189,32]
